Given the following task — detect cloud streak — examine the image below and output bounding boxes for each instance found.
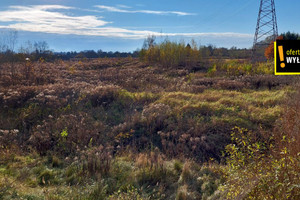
[0,5,252,40]
[0,5,109,30]
[94,5,195,16]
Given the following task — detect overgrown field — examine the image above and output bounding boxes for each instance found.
[0,58,299,199]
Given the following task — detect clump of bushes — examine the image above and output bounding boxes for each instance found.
[140,37,200,69]
[207,60,274,77]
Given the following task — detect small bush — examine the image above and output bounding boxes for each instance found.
[81,145,113,177]
[88,182,108,200]
[85,85,120,107]
[38,169,54,185]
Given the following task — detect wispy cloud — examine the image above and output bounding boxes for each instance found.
[12,5,74,10]
[0,5,108,29]
[94,5,195,16]
[0,5,158,38]
[0,5,252,40]
[116,5,131,9]
[166,32,252,38]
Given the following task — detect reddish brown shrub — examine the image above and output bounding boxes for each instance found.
[84,85,120,107]
[215,79,246,90]
[29,113,106,155]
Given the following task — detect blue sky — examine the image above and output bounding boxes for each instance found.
[0,0,298,52]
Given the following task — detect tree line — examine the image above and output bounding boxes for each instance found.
[0,30,140,62]
[1,29,299,64]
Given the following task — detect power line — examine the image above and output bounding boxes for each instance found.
[252,0,278,60]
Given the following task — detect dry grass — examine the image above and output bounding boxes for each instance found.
[0,58,298,199]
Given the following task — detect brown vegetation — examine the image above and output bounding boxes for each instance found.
[0,56,299,199]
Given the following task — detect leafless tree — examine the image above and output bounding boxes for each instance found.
[143,35,156,49]
[0,29,18,83]
[34,41,49,55]
[19,40,34,55]
[8,30,18,83]
[7,30,17,53]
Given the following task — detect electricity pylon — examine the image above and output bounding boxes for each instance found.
[252,0,278,60]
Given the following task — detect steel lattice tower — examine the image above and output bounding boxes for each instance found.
[252,0,278,59]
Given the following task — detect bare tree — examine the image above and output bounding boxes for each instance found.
[19,40,34,56]
[0,32,4,79]
[8,31,18,82]
[0,30,18,83]
[34,41,49,55]
[7,30,17,53]
[143,35,156,50]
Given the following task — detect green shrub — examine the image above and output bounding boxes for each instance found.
[88,182,108,200]
[38,169,54,185]
[173,160,183,174]
[221,124,300,199]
